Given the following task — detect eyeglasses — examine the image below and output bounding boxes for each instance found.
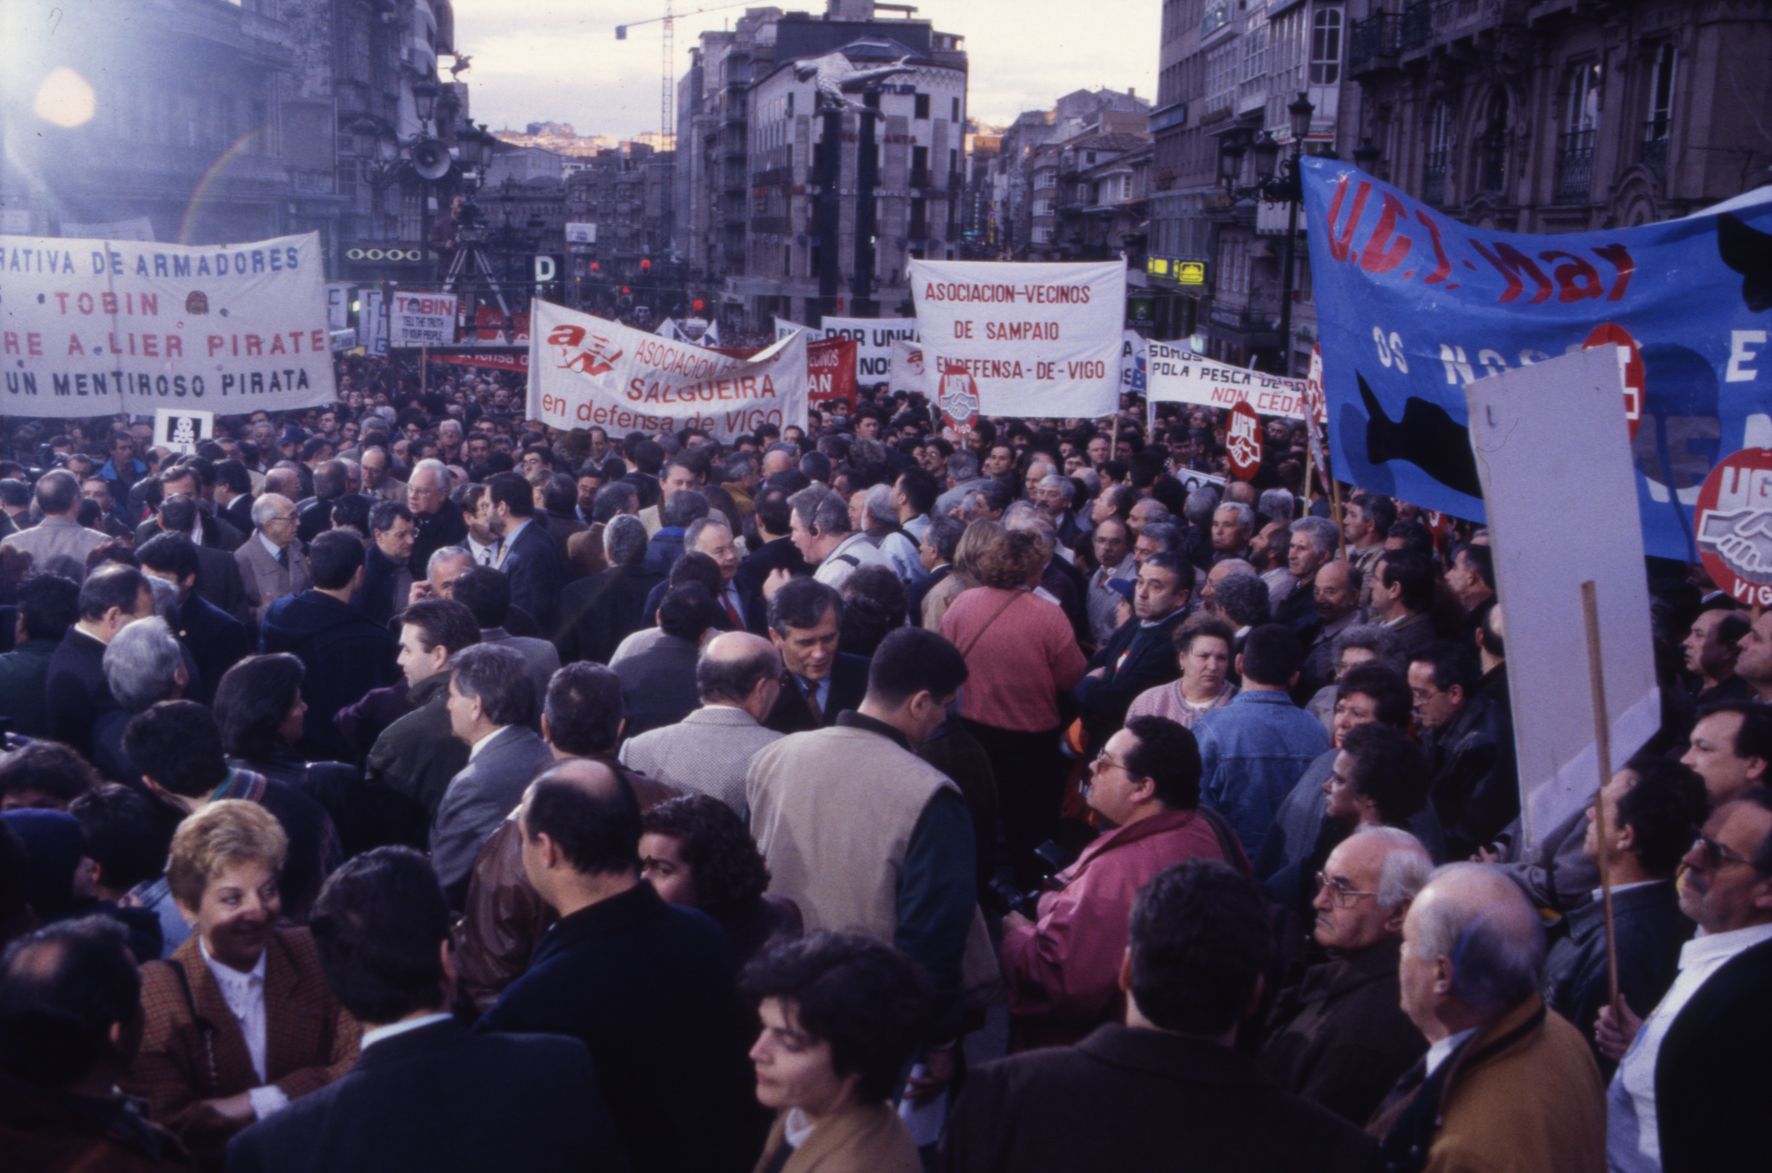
[1092,749,1130,775]
[1315,872,1379,908]
[267,513,298,524]
[1691,832,1760,873]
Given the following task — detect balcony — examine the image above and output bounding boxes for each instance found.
[1554,129,1596,204]
[1402,2,1431,50]
[1350,15,1403,75]
[1641,127,1670,180]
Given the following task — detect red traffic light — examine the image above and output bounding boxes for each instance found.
[590,261,600,272]
[640,258,652,271]
[621,286,631,295]
[692,298,705,312]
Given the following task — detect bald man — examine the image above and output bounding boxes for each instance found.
[1370,863,1605,1171]
[619,631,784,816]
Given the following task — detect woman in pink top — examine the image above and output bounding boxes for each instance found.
[940,524,1087,881]
[1125,613,1238,728]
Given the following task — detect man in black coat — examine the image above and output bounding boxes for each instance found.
[228,846,629,1173]
[734,486,809,594]
[1409,640,1518,859]
[761,578,869,734]
[406,459,468,579]
[477,760,762,1173]
[485,472,566,635]
[1073,553,1191,750]
[45,566,155,756]
[943,859,1382,1172]
[259,531,400,762]
[1603,791,1772,1171]
[136,534,250,704]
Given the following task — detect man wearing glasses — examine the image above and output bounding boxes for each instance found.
[999,715,1241,1052]
[234,492,311,620]
[1260,826,1432,1124]
[405,458,467,579]
[1602,790,1772,1172]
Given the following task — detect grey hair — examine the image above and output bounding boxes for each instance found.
[448,643,536,728]
[1408,863,1546,1013]
[684,515,732,550]
[1039,474,1075,503]
[1290,515,1339,556]
[1184,486,1221,526]
[603,514,649,567]
[251,493,295,530]
[102,616,184,710]
[947,451,980,482]
[1351,826,1434,911]
[1214,501,1256,532]
[1140,522,1183,556]
[1214,573,1271,628]
[1257,488,1295,527]
[1333,623,1406,676]
[428,546,472,576]
[789,485,851,536]
[863,483,897,527]
[409,458,450,489]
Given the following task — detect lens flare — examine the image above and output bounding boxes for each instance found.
[34,68,96,129]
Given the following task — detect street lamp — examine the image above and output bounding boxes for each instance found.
[1217,92,1316,375]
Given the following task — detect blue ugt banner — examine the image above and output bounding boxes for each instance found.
[1299,155,1772,562]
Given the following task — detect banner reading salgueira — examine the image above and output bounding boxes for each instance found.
[0,232,337,417]
[528,300,807,441]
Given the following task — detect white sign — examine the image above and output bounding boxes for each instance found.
[326,283,352,331]
[389,291,458,348]
[361,288,388,357]
[154,407,213,455]
[528,300,808,443]
[775,317,810,343]
[565,222,597,246]
[1466,346,1659,850]
[1147,341,1309,420]
[0,231,336,417]
[909,259,1124,418]
[820,316,919,383]
[890,339,929,398]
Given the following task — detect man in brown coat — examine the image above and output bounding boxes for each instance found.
[1369,863,1605,1172]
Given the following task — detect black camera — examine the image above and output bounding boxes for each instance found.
[985,839,1080,919]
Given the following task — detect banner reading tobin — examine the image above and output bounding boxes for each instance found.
[527,300,807,442]
[909,259,1124,419]
[1300,155,1772,562]
[0,231,336,417]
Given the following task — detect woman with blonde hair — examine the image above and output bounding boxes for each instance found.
[124,800,357,1167]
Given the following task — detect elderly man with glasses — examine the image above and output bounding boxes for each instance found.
[235,493,312,621]
[999,715,1243,1052]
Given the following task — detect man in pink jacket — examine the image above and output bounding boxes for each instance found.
[1001,714,1245,1050]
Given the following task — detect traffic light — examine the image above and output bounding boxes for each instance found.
[692,298,705,313]
[640,258,652,272]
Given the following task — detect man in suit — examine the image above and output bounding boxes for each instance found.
[45,565,155,755]
[0,574,80,739]
[619,631,783,815]
[235,494,312,621]
[1,470,109,581]
[152,494,250,624]
[483,472,565,635]
[943,859,1383,1172]
[1604,790,1772,1172]
[555,516,662,665]
[359,500,416,629]
[227,846,626,1173]
[1073,552,1192,751]
[762,578,869,734]
[476,759,762,1172]
[132,464,245,551]
[735,486,810,596]
[1409,640,1516,860]
[452,565,558,715]
[259,531,399,762]
[613,583,724,738]
[1369,551,1437,662]
[214,459,257,535]
[136,534,249,704]
[1371,865,1604,1172]
[683,515,761,634]
[406,460,467,579]
[431,643,554,905]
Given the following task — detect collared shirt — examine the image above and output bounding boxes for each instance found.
[257,530,284,563]
[796,675,830,720]
[360,1011,454,1052]
[1424,1026,1478,1079]
[469,724,513,762]
[720,583,747,627]
[467,535,502,567]
[197,938,290,1119]
[1608,920,1772,1169]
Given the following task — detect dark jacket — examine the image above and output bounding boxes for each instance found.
[736,535,809,595]
[641,526,686,577]
[1073,608,1188,749]
[1542,879,1691,1075]
[555,565,665,665]
[1423,689,1518,859]
[942,1023,1383,1173]
[259,590,399,762]
[357,546,411,630]
[1260,938,1426,1125]
[408,506,468,579]
[0,637,57,737]
[475,883,765,1173]
[763,653,871,735]
[613,633,703,738]
[45,627,115,755]
[499,518,567,634]
[333,680,415,762]
[1654,936,1772,1172]
[0,1071,191,1172]
[169,592,250,704]
[364,672,465,843]
[226,1018,629,1173]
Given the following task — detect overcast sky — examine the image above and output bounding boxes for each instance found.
[449,1,1158,138]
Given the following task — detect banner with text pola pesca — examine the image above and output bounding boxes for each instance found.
[527,300,807,441]
[0,231,336,417]
[1147,341,1309,421]
[909,259,1124,419]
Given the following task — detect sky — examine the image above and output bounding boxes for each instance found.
[448,0,1158,139]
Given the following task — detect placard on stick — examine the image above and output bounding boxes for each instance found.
[154,408,213,456]
[1465,345,1660,850]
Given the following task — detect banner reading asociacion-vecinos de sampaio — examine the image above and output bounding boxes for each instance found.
[909,259,1124,419]
[0,232,336,417]
[527,300,807,442]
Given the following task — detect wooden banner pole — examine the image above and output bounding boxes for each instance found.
[1581,579,1622,1010]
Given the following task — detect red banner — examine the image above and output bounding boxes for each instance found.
[714,338,856,414]
[431,350,530,373]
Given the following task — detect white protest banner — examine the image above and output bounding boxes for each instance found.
[361,289,388,357]
[326,283,352,331]
[389,291,458,348]
[528,300,807,442]
[820,316,919,383]
[0,231,335,417]
[890,339,929,398]
[775,317,813,343]
[1120,330,1148,398]
[1148,340,1309,420]
[1466,346,1659,850]
[908,259,1123,418]
[154,407,213,455]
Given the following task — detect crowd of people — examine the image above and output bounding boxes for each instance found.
[0,350,1766,1172]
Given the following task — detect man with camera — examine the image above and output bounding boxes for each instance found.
[999,714,1243,1051]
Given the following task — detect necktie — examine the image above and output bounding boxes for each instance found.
[723,588,743,628]
[277,546,290,570]
[804,678,823,724]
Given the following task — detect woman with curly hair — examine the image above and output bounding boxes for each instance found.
[640,795,802,966]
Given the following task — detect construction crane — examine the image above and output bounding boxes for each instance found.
[615,1,760,150]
